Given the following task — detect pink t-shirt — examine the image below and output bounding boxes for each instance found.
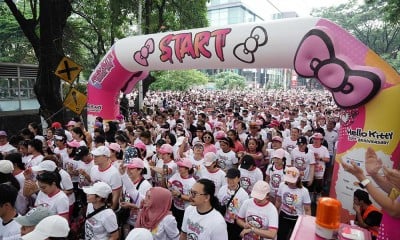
[377,195,400,240]
[203,144,217,155]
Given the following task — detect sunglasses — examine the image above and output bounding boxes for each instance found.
[203,136,212,139]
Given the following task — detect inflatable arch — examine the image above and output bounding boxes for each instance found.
[88,17,400,220]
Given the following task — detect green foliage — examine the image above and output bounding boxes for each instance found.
[366,0,400,24]
[214,71,246,90]
[0,3,37,63]
[311,0,400,72]
[150,70,208,91]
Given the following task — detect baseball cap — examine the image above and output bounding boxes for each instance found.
[74,146,89,160]
[0,130,7,137]
[240,155,255,170]
[284,167,300,183]
[21,215,70,240]
[226,168,240,179]
[51,122,62,129]
[83,181,112,198]
[91,146,111,157]
[126,228,153,240]
[268,120,280,127]
[176,158,193,169]
[108,143,121,152]
[271,149,285,159]
[31,160,57,172]
[158,144,173,154]
[297,136,308,145]
[312,133,324,139]
[67,140,80,148]
[215,130,226,140]
[126,158,145,169]
[53,135,65,141]
[203,152,217,167]
[302,125,312,134]
[65,120,76,127]
[272,136,283,143]
[251,181,270,200]
[14,206,54,226]
[0,160,14,174]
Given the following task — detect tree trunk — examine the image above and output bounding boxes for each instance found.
[36,0,72,123]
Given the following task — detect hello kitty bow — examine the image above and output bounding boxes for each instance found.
[294,28,385,109]
[134,38,155,67]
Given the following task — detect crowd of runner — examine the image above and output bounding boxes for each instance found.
[0,88,344,240]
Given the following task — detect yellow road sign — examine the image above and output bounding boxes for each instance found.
[55,57,83,84]
[63,88,87,115]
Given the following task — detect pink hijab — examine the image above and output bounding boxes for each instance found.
[135,187,172,230]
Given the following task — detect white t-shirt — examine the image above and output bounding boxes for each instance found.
[85,203,118,240]
[155,160,178,183]
[239,167,263,195]
[324,130,338,156]
[182,206,228,240]
[168,173,196,210]
[14,171,29,215]
[59,169,75,206]
[35,190,69,215]
[237,198,279,240]
[217,185,249,224]
[0,218,21,240]
[150,214,180,240]
[216,149,238,172]
[199,168,226,195]
[277,183,311,216]
[90,164,122,191]
[265,165,285,198]
[0,142,17,154]
[188,155,204,180]
[54,147,68,167]
[291,148,316,182]
[282,137,297,154]
[307,144,329,179]
[77,160,94,188]
[25,154,44,168]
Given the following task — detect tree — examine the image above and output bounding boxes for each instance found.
[214,71,246,90]
[311,0,400,71]
[150,70,209,91]
[366,0,400,24]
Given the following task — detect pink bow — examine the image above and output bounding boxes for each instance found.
[294,28,385,109]
[134,38,155,67]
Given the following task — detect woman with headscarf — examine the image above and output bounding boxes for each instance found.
[135,187,179,240]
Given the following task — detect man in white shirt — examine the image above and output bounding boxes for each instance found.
[90,146,122,211]
[0,184,21,240]
[180,179,228,240]
[0,131,17,157]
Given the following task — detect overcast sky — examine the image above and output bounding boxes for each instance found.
[245,0,352,19]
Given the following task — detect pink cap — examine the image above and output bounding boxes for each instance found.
[215,130,226,140]
[158,144,173,154]
[176,158,193,169]
[312,133,324,139]
[134,142,147,150]
[272,148,285,159]
[284,167,300,183]
[67,140,80,148]
[272,136,283,143]
[126,158,144,169]
[65,120,76,127]
[108,143,121,152]
[250,180,270,200]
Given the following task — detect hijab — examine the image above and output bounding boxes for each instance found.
[135,187,172,230]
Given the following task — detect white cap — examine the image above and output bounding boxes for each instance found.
[0,160,14,174]
[176,136,186,146]
[83,182,112,198]
[91,146,111,157]
[203,152,217,167]
[21,215,70,240]
[126,228,153,240]
[31,160,57,172]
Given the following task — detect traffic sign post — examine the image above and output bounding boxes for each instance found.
[55,57,83,84]
[63,88,87,115]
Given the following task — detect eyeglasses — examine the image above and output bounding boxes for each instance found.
[203,136,212,139]
[189,190,208,198]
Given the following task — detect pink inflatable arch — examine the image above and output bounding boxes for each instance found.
[88,17,400,219]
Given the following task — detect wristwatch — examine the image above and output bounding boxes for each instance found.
[359,179,371,189]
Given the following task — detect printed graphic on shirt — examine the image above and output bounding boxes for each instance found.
[294,157,306,171]
[85,218,96,239]
[245,215,263,240]
[281,192,299,215]
[240,177,251,194]
[171,180,185,209]
[270,173,282,189]
[187,218,204,240]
